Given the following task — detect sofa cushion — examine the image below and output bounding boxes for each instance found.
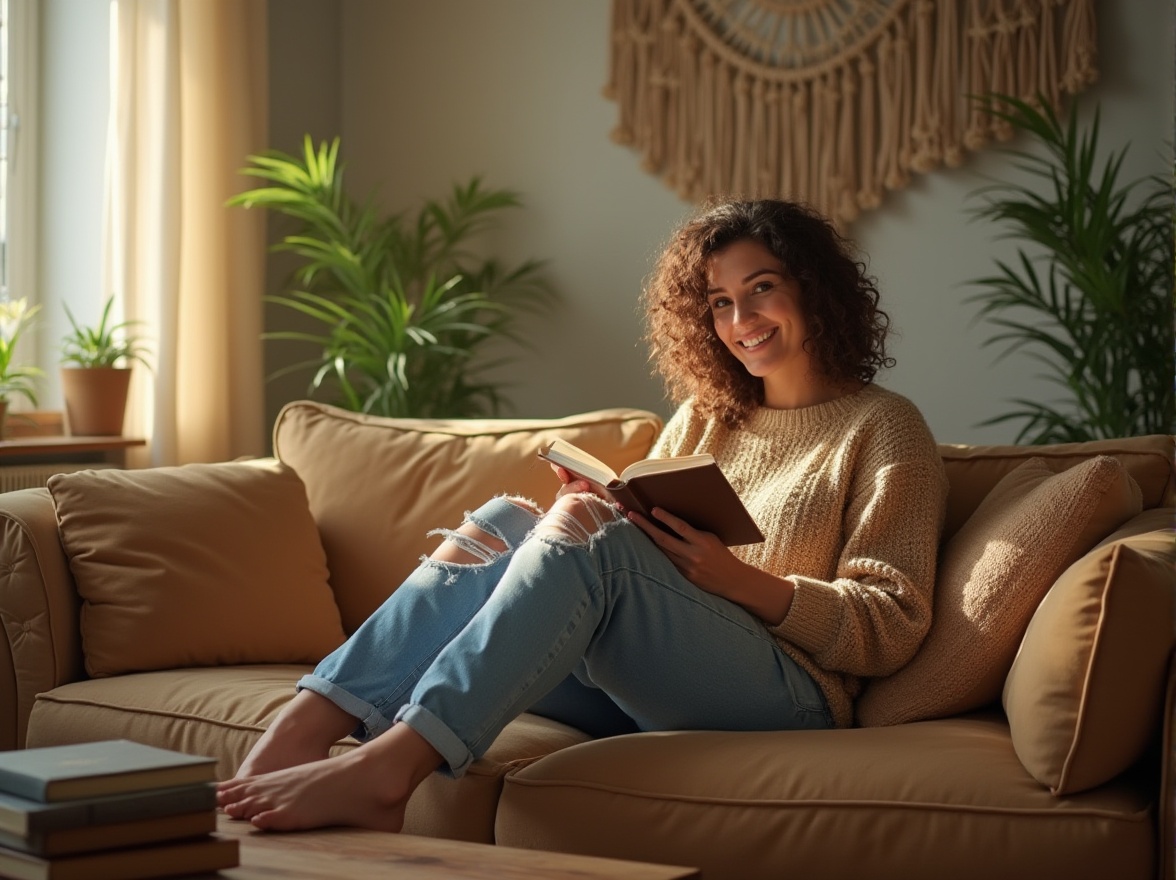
[938,433,1174,541]
[48,460,346,678]
[26,667,590,844]
[272,402,663,632]
[1003,508,1175,795]
[857,456,1142,727]
[497,714,1155,880]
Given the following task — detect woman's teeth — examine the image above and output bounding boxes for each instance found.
[740,329,775,348]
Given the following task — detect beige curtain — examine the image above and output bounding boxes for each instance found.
[103,0,268,466]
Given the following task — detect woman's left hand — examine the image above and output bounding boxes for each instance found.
[627,507,747,600]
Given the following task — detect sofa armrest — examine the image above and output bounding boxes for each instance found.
[0,488,83,750]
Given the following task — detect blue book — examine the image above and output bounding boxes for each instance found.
[0,741,216,804]
[0,783,217,836]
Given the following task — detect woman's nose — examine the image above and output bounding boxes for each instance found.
[732,299,757,325]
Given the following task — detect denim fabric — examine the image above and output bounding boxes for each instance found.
[299,495,832,776]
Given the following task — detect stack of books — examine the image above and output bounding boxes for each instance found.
[0,740,238,880]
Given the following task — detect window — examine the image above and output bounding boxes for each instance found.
[1,0,35,316]
[1,0,11,299]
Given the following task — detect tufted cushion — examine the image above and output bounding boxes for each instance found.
[1003,509,1175,794]
[48,460,346,678]
[272,402,663,632]
[857,456,1143,727]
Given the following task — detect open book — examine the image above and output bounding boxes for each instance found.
[538,439,764,546]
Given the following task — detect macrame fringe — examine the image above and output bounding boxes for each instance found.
[605,0,1098,225]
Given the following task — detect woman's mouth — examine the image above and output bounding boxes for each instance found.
[738,328,777,350]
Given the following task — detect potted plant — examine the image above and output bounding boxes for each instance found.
[60,297,151,436]
[229,136,555,418]
[0,298,43,438]
[966,95,1174,442]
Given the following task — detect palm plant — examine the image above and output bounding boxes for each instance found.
[966,95,1174,443]
[229,136,555,418]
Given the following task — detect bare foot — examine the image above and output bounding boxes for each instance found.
[217,723,444,832]
[218,751,407,832]
[234,690,359,779]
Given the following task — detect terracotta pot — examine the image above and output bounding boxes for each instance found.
[61,367,132,436]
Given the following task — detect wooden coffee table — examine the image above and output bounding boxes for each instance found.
[202,815,701,879]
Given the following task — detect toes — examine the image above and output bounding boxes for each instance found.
[251,809,297,832]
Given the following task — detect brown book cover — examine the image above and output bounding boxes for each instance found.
[0,809,217,858]
[538,439,764,546]
[0,741,216,804]
[0,834,238,880]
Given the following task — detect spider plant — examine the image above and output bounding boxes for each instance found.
[229,136,555,418]
[61,296,152,369]
[966,95,1173,443]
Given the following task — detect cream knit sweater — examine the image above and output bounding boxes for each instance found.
[651,384,948,728]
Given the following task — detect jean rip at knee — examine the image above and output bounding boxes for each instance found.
[421,495,540,584]
[532,493,626,551]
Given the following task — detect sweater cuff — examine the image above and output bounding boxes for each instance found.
[770,575,843,657]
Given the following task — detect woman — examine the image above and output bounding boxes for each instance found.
[217,198,948,832]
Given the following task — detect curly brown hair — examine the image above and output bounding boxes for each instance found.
[643,198,894,427]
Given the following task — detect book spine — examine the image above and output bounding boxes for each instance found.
[0,769,44,803]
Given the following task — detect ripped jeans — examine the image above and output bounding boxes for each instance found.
[298,495,832,776]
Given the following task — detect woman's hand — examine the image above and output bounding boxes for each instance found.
[551,465,594,502]
[628,507,795,624]
[626,507,746,597]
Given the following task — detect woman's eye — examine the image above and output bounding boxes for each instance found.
[709,297,731,310]
[752,281,774,294]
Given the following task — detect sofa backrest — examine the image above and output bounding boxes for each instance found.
[273,402,664,633]
[938,434,1174,541]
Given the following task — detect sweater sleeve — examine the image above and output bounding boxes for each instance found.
[768,412,948,678]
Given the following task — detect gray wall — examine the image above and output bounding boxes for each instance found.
[267,0,1174,443]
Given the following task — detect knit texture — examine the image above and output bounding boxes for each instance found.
[856,455,1143,728]
[652,383,948,728]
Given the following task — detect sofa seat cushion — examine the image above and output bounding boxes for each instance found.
[496,713,1155,880]
[26,666,591,843]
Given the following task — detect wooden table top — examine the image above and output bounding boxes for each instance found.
[200,814,700,879]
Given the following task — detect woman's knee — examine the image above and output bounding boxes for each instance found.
[533,493,623,545]
[428,495,542,565]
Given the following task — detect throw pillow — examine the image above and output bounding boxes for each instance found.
[272,402,664,632]
[49,459,346,678]
[856,455,1142,727]
[1003,513,1175,794]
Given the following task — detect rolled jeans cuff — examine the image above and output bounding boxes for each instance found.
[296,674,393,742]
[395,702,474,778]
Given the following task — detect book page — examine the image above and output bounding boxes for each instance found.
[537,439,618,486]
[619,454,715,481]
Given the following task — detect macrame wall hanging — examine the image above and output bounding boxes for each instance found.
[605,0,1098,224]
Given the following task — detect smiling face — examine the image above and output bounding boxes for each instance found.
[706,239,823,409]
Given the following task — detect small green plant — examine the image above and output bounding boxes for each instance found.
[61,297,152,370]
[966,95,1174,443]
[0,298,43,407]
[229,136,555,418]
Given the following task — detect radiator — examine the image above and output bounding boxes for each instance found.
[0,463,118,493]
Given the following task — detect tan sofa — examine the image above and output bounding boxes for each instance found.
[1,401,1172,880]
